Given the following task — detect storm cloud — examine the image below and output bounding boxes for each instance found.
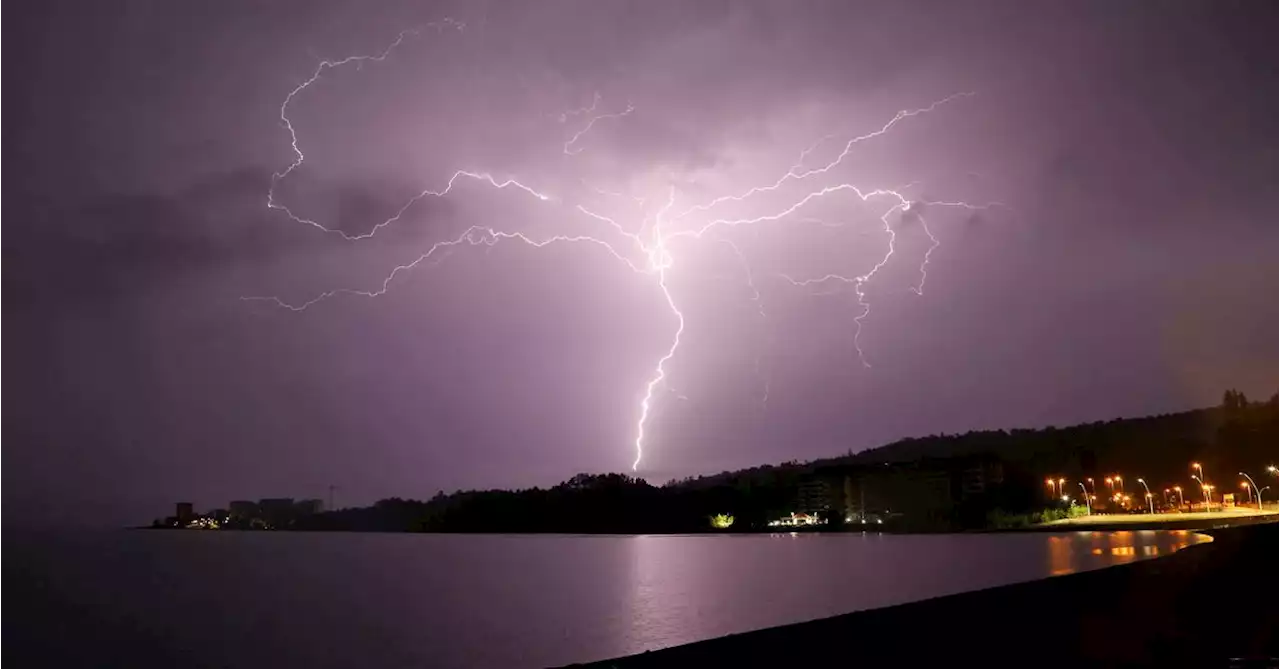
[5,0,1275,526]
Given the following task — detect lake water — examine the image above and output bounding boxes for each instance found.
[7,529,1207,668]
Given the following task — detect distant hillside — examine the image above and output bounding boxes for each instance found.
[842,408,1223,466]
[678,391,1275,494]
[293,390,1275,533]
[840,392,1274,486]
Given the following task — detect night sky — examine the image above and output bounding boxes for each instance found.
[5,1,1275,526]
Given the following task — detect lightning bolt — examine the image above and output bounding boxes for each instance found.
[667,91,975,222]
[631,187,683,471]
[556,92,601,123]
[247,26,1005,473]
[563,97,636,156]
[267,19,479,241]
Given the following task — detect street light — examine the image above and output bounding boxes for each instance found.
[1045,478,1055,498]
[1172,486,1184,508]
[1239,472,1263,510]
[1267,465,1277,475]
[1192,474,1209,510]
[1086,478,1096,495]
[1078,482,1092,515]
[1137,478,1154,514]
[1058,478,1065,497]
[1105,477,1115,492]
[1114,475,1124,494]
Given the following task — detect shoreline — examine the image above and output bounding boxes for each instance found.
[131,509,1275,536]
[573,520,1278,668]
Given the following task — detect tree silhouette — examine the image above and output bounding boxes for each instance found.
[281,389,1274,534]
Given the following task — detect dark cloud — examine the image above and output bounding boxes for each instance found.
[2,167,458,310]
[3,0,1275,526]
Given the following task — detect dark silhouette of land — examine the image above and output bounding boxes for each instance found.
[284,391,1275,533]
[571,522,1279,668]
[148,391,1277,534]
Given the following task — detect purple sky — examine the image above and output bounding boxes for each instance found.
[6,0,1275,525]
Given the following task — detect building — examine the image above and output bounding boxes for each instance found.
[767,512,822,527]
[228,500,258,519]
[258,498,296,526]
[795,477,834,515]
[833,456,1006,530]
[294,499,324,515]
[175,502,195,523]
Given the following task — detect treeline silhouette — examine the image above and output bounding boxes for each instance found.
[295,391,1276,533]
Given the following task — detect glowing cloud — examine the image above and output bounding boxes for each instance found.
[245,24,1005,471]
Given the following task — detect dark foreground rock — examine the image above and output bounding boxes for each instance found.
[577,522,1277,669]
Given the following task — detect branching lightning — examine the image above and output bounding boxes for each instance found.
[247,25,1005,472]
[563,98,635,155]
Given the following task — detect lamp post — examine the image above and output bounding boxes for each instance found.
[1106,477,1114,493]
[1239,472,1263,510]
[1192,475,1209,511]
[1078,482,1092,515]
[1115,475,1124,495]
[1045,478,1055,499]
[1058,478,1065,499]
[1137,478,1154,514]
[1086,478,1096,496]
[1172,485,1184,508]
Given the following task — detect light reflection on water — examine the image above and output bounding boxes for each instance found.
[9,529,1210,669]
[1071,529,1201,570]
[619,530,1209,660]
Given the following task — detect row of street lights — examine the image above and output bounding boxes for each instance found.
[1045,463,1276,513]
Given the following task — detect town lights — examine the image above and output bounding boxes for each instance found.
[1239,472,1263,510]
[1136,478,1153,514]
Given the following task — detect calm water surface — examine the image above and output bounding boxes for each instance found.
[8,530,1206,668]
